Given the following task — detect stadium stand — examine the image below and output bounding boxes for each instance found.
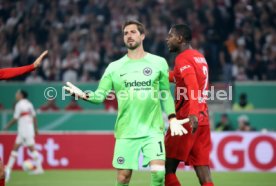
[0,0,275,82]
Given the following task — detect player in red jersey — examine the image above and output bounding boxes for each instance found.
[0,51,48,80]
[165,24,214,186]
[0,50,47,186]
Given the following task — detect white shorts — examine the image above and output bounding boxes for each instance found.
[15,134,35,146]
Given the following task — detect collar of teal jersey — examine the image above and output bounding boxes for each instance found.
[125,52,148,61]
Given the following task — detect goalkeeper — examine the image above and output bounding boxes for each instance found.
[64,20,189,186]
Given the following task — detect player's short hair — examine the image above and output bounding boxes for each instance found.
[18,89,28,98]
[240,93,247,100]
[171,24,192,43]
[122,20,146,35]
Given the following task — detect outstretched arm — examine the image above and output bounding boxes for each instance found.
[0,50,48,80]
[64,63,113,104]
[63,82,110,104]
[0,65,34,80]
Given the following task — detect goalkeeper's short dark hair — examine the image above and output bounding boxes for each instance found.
[171,24,192,43]
[122,20,146,35]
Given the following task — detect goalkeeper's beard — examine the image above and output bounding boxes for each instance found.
[125,41,140,50]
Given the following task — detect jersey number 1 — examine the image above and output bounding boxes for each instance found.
[158,141,163,153]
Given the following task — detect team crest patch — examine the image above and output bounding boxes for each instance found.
[117,157,125,164]
[143,67,152,76]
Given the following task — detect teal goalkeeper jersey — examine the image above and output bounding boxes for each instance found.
[88,53,175,138]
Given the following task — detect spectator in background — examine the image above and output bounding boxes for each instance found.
[233,93,254,111]
[79,43,100,81]
[61,51,80,83]
[42,50,61,81]
[25,71,44,83]
[215,113,233,131]
[232,37,251,81]
[80,70,94,82]
[65,98,83,111]
[237,115,256,131]
[0,44,13,68]
[39,99,59,112]
[62,66,78,83]
[219,40,233,83]
[0,0,275,82]
[11,45,36,81]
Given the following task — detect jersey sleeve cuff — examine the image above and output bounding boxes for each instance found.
[168,113,176,120]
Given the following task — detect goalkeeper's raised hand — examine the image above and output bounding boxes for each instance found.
[63,82,89,100]
[169,117,190,136]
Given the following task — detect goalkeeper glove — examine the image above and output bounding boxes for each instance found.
[63,82,88,100]
[169,117,189,136]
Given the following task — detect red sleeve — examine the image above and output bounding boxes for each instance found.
[0,64,35,80]
[169,70,175,83]
[176,57,199,116]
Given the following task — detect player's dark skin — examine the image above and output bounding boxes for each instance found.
[165,27,213,185]
[166,28,199,134]
[0,160,4,180]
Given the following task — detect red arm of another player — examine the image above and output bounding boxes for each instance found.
[169,70,175,83]
[176,59,200,116]
[0,64,35,80]
[0,50,48,80]
[182,72,200,133]
[176,58,199,133]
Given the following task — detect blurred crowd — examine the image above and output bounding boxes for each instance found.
[215,113,257,132]
[0,0,275,82]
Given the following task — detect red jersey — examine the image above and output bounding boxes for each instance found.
[171,49,209,126]
[0,64,35,80]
